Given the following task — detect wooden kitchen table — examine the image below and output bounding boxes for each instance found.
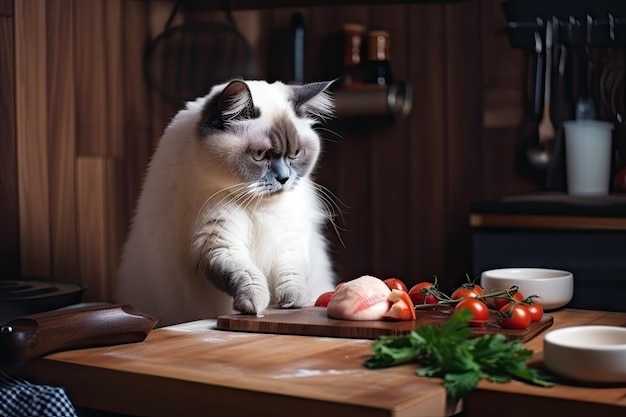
[464,308,626,417]
[9,309,626,417]
[10,318,457,417]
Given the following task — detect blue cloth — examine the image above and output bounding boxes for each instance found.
[0,372,77,417]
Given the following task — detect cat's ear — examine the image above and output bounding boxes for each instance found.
[291,80,336,121]
[198,80,257,135]
[218,80,257,121]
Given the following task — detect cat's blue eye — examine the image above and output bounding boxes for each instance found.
[251,149,267,161]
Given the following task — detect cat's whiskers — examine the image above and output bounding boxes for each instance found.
[315,126,342,143]
[201,184,263,255]
[312,182,348,248]
[194,183,249,228]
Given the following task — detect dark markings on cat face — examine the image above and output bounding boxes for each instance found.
[198,79,260,136]
[197,80,331,194]
[247,114,315,192]
[268,116,306,187]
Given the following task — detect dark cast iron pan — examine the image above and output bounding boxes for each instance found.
[0,279,158,368]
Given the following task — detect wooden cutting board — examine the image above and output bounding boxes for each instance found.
[216,306,553,342]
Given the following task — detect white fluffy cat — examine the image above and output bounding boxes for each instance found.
[116,79,337,326]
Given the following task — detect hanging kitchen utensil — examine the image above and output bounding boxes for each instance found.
[515,22,549,186]
[525,19,556,173]
[575,15,597,120]
[144,0,254,105]
[538,19,555,144]
[546,41,574,191]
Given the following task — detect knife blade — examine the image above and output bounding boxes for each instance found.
[0,303,158,368]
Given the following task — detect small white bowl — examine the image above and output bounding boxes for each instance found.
[480,268,573,310]
[544,326,626,383]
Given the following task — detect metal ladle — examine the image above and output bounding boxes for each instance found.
[575,15,596,121]
[527,20,555,169]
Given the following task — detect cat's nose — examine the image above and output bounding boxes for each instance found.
[271,159,290,185]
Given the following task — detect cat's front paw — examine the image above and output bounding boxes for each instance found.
[233,281,271,315]
[275,278,311,309]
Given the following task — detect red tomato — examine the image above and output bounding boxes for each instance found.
[450,284,483,300]
[491,291,525,310]
[408,282,438,305]
[498,302,532,329]
[454,298,489,327]
[383,289,416,321]
[525,300,544,322]
[314,291,335,307]
[383,278,408,292]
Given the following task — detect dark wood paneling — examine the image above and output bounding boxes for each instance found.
[122,0,154,225]
[180,0,468,11]
[0,0,12,16]
[15,0,51,278]
[407,3,447,287]
[367,5,411,279]
[442,0,483,289]
[0,15,18,278]
[3,0,542,302]
[481,128,536,199]
[47,0,79,282]
[74,0,123,157]
[305,6,371,282]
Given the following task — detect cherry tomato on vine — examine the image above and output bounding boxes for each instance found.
[314,291,335,307]
[498,302,532,329]
[383,278,408,293]
[525,299,544,322]
[408,282,438,305]
[454,298,489,327]
[451,285,483,300]
[491,291,525,310]
[383,289,417,321]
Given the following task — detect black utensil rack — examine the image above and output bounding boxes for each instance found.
[503,0,626,191]
[503,0,626,50]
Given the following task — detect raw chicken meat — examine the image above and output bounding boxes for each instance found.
[327,275,392,320]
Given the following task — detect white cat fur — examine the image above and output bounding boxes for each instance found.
[115,80,336,326]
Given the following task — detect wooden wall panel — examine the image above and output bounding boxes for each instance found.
[103,0,123,157]
[147,1,179,138]
[4,0,541,306]
[76,157,116,302]
[0,13,18,278]
[481,0,525,128]
[46,0,78,282]
[0,0,11,16]
[74,0,123,157]
[406,3,447,286]
[305,6,371,282]
[122,0,154,225]
[15,0,51,278]
[368,5,411,279]
[443,1,483,287]
[482,128,535,199]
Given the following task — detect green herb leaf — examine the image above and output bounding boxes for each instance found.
[364,309,554,401]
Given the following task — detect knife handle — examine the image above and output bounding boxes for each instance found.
[0,303,158,368]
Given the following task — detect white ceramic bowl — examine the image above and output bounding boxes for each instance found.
[544,325,626,383]
[480,268,573,310]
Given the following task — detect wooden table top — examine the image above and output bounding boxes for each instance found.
[465,308,626,417]
[10,308,626,417]
[12,319,455,417]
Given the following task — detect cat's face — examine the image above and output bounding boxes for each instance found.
[195,80,334,195]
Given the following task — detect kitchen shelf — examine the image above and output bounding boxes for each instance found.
[178,0,468,12]
[334,82,413,119]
